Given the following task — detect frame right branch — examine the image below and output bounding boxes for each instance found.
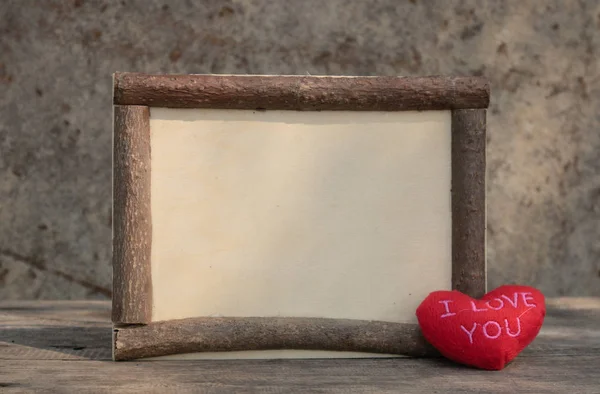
[451,108,487,298]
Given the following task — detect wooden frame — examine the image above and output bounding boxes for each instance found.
[112,73,488,361]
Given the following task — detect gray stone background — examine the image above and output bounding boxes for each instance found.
[1,0,599,299]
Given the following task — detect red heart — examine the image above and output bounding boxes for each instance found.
[416,285,546,370]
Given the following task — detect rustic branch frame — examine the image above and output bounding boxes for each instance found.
[112,72,488,361]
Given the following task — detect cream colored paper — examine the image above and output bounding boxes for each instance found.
[149,108,452,359]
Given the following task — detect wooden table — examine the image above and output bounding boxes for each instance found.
[1,299,599,393]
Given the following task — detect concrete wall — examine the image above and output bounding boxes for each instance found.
[1,0,599,299]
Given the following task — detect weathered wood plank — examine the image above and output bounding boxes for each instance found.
[0,357,599,393]
[0,300,111,323]
[0,301,113,361]
[1,300,599,393]
[2,300,600,360]
[113,73,490,110]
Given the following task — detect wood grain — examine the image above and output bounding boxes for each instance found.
[451,109,487,298]
[2,300,600,393]
[113,73,490,110]
[2,357,600,393]
[113,317,436,361]
[112,105,152,324]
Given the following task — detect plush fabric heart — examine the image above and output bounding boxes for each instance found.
[416,285,546,370]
